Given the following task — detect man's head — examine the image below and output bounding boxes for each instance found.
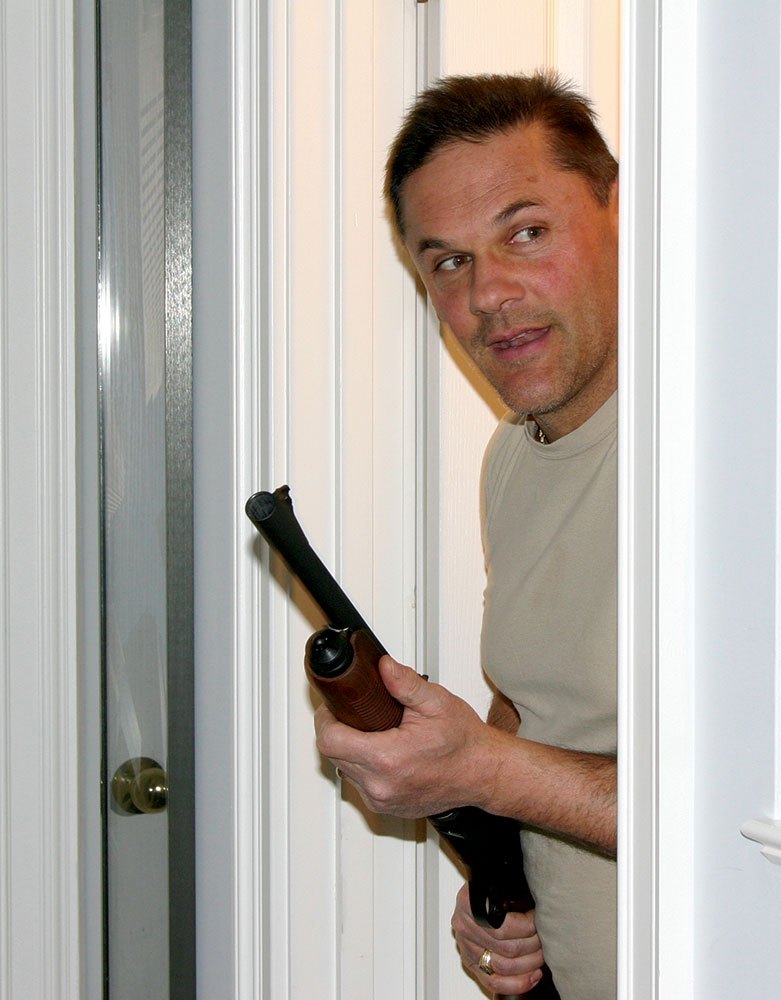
[385,71,618,241]
[386,72,619,437]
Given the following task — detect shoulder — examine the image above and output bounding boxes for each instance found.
[482,412,527,488]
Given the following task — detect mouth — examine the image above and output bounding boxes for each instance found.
[487,326,551,355]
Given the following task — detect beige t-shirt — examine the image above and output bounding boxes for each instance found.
[481,393,617,1000]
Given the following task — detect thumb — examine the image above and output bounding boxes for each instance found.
[379,655,437,711]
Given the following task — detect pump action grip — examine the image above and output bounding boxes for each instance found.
[305,627,403,732]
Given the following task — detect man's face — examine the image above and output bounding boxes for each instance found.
[401,123,619,438]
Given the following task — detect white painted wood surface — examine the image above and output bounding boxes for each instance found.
[0,2,81,998]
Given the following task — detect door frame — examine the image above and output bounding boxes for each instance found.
[618,1,697,995]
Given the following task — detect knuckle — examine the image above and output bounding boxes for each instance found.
[506,934,540,959]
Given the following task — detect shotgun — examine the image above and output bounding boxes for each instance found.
[246,485,559,999]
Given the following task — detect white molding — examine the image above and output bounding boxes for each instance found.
[619,1,699,997]
[654,3,698,995]
[231,1,265,996]
[0,1,80,998]
[617,1,659,997]
[777,10,781,828]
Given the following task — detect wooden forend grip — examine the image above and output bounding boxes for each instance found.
[305,627,404,732]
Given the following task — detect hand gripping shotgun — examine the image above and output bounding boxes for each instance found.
[246,485,559,1000]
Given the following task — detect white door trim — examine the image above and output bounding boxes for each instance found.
[0,1,81,997]
[618,1,698,995]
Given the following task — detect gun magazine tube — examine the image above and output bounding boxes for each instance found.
[245,486,385,651]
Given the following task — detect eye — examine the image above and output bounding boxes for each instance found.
[435,253,471,273]
[511,225,545,244]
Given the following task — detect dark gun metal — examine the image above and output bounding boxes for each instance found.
[246,485,559,999]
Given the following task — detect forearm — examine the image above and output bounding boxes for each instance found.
[476,725,616,856]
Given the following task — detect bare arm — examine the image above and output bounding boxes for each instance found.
[484,689,615,856]
[315,656,616,857]
[483,725,616,856]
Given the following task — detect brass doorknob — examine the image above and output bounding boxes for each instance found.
[111,757,168,815]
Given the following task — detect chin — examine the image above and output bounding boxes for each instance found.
[495,384,562,418]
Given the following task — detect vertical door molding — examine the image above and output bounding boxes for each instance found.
[191,1,263,995]
[0,1,80,997]
[619,1,701,995]
[228,2,266,995]
[617,2,659,994]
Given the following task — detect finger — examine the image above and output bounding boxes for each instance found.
[378,655,439,709]
[490,907,539,948]
[452,886,539,957]
[313,703,366,767]
[479,965,545,996]
[313,702,341,747]
[463,937,545,997]
[468,941,544,978]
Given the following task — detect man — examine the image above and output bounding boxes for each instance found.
[315,72,618,999]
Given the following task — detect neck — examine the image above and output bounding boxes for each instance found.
[533,383,616,444]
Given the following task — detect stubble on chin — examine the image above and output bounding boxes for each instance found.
[475,335,616,422]
[467,318,562,417]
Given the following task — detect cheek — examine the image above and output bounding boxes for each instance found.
[548,249,615,328]
[428,287,474,339]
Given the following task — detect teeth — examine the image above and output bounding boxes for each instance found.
[495,327,546,349]
[498,332,528,349]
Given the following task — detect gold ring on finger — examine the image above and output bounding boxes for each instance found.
[478,948,494,976]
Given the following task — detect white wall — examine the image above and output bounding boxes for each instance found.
[622,2,781,996]
[692,1,781,993]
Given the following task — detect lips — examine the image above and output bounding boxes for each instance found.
[487,326,551,353]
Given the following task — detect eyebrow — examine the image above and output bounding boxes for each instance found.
[492,198,540,227]
[414,199,541,259]
[414,236,451,257]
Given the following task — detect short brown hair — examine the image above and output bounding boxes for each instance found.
[385,70,618,238]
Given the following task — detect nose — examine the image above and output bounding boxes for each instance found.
[469,254,525,316]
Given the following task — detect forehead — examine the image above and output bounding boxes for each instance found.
[400,123,578,245]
